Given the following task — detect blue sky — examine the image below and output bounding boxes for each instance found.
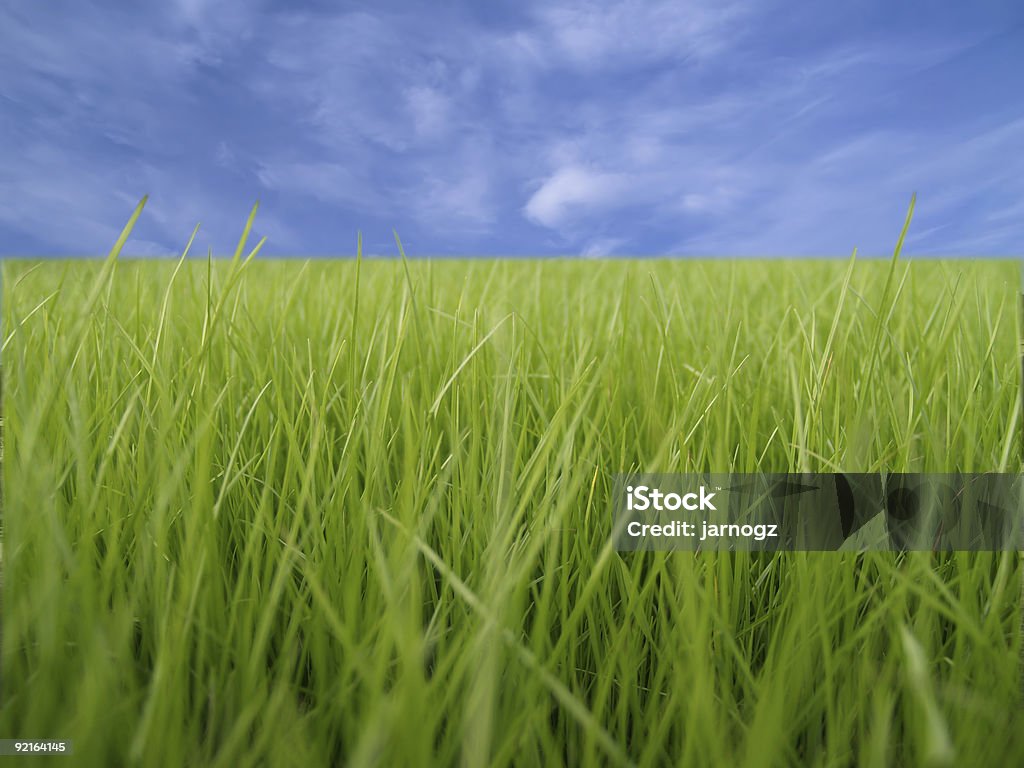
[1,1,1022,257]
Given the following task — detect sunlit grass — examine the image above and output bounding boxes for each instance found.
[1,205,1022,766]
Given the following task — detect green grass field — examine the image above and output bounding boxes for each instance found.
[2,229,1023,765]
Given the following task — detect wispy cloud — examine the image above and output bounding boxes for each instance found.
[528,0,748,68]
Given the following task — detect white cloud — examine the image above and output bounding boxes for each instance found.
[523,165,633,229]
